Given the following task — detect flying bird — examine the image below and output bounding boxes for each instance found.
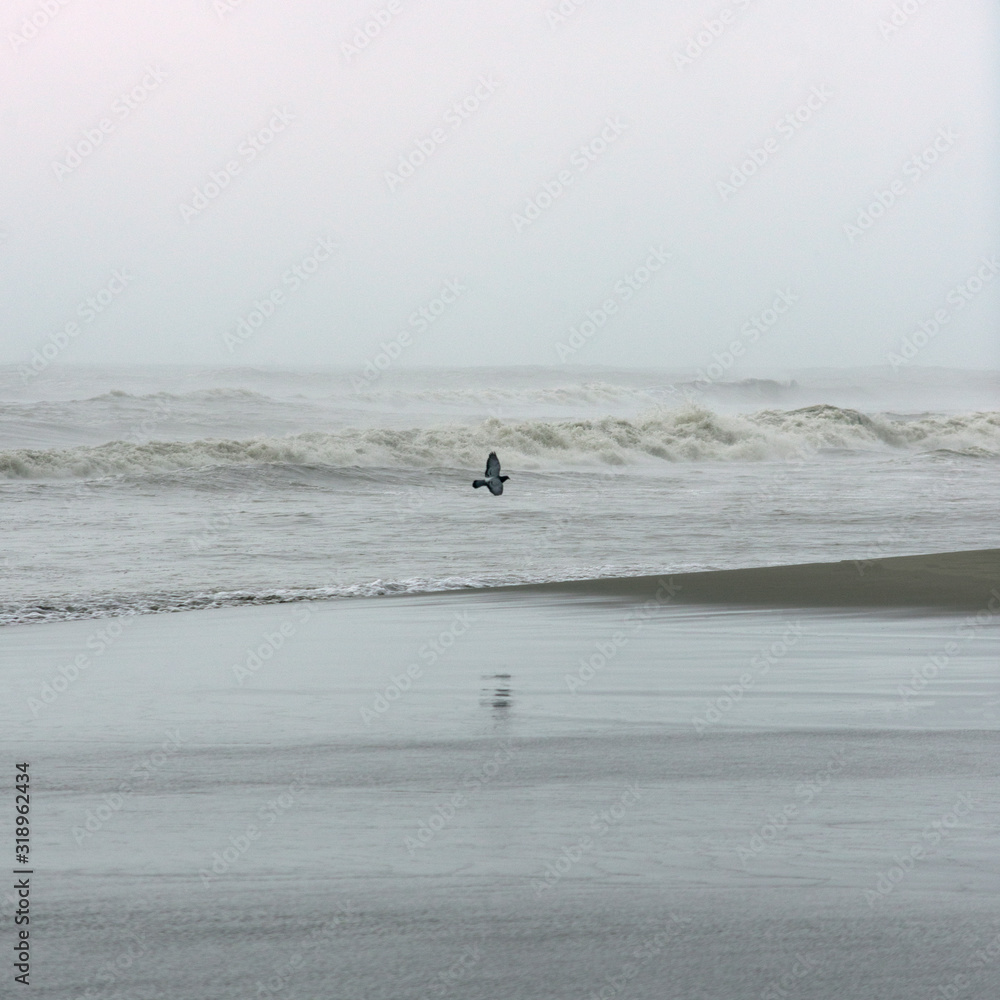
[472,451,509,495]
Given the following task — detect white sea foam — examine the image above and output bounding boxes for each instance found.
[1,406,996,480]
[0,568,647,627]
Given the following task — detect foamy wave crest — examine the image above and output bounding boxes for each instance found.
[2,406,997,479]
[0,571,620,626]
[88,388,272,402]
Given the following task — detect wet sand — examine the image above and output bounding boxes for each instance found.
[509,547,1000,610]
[3,552,999,998]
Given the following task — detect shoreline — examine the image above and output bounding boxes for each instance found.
[4,548,998,630]
[503,548,1000,611]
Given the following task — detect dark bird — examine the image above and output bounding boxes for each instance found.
[472,451,509,495]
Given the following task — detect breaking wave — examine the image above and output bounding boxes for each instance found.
[0,569,637,627]
[1,406,997,480]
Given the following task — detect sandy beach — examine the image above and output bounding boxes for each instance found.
[511,547,1000,610]
[5,549,999,999]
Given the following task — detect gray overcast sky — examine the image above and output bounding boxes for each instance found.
[1,0,998,373]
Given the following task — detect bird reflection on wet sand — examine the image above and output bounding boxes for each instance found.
[480,673,512,710]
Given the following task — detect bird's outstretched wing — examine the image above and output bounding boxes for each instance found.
[487,478,504,496]
[485,451,500,478]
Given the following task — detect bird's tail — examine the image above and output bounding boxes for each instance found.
[472,479,487,489]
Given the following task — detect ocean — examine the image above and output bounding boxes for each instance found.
[3,365,999,999]
[2,364,998,625]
